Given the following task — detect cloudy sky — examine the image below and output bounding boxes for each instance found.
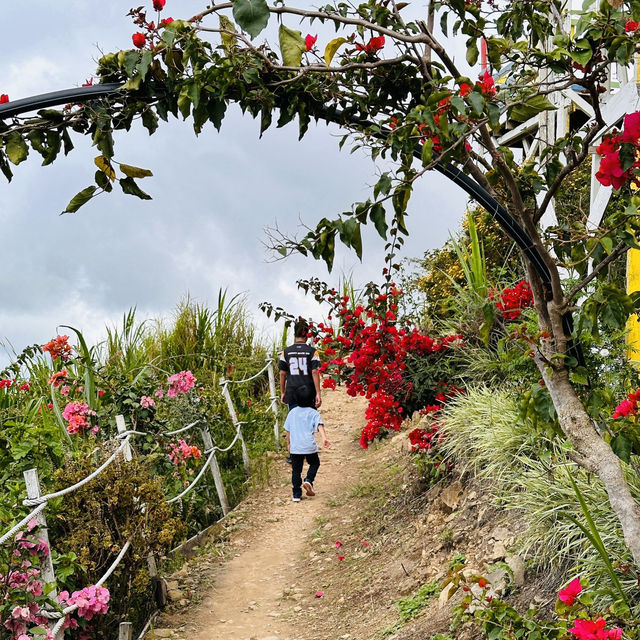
[0,1,470,364]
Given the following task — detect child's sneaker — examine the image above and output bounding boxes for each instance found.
[302,480,315,496]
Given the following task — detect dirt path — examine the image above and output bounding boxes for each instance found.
[152,388,368,640]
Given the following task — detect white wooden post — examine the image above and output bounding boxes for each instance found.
[200,426,230,516]
[267,358,280,450]
[220,378,251,474]
[24,467,60,638]
[115,415,132,462]
[119,622,132,640]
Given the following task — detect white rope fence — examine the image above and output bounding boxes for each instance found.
[0,356,281,638]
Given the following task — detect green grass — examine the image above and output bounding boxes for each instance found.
[396,581,441,622]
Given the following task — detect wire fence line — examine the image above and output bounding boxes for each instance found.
[0,356,282,639]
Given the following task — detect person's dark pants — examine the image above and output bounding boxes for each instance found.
[291,452,320,498]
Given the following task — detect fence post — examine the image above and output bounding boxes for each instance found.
[115,415,132,461]
[200,426,230,516]
[220,377,251,474]
[24,467,60,637]
[266,358,280,450]
[119,622,133,640]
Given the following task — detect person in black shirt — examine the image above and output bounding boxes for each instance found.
[279,318,322,410]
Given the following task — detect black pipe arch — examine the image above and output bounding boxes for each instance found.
[1,85,578,356]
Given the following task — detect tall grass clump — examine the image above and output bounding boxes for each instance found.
[441,386,640,609]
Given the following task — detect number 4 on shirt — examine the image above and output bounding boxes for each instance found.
[289,356,308,375]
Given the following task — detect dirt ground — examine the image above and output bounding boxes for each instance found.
[145,387,558,640]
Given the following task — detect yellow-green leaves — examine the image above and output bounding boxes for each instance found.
[324,37,347,66]
[220,15,237,51]
[119,164,153,179]
[63,186,97,214]
[5,132,28,165]
[279,25,306,67]
[232,0,270,39]
[94,155,116,181]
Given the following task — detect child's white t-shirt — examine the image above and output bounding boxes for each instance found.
[284,407,323,454]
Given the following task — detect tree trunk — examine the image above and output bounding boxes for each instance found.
[541,365,640,565]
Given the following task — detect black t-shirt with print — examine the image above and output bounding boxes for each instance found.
[279,342,320,404]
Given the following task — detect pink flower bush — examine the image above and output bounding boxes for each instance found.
[59,585,110,621]
[168,440,202,465]
[140,395,156,409]
[61,402,98,435]
[166,370,196,398]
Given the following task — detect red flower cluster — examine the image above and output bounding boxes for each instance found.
[153,0,166,10]
[496,281,534,320]
[0,94,9,104]
[558,578,582,606]
[625,20,639,32]
[305,34,317,51]
[315,285,463,448]
[42,335,72,361]
[595,112,640,189]
[0,378,13,389]
[355,35,385,54]
[612,388,640,418]
[568,618,622,640]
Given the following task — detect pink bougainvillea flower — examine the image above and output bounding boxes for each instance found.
[305,34,318,51]
[558,577,582,606]
[0,94,9,104]
[625,20,639,32]
[568,617,621,640]
[361,540,370,547]
[622,111,640,143]
[153,0,166,10]
[315,591,324,598]
[132,32,146,48]
[140,395,156,409]
[334,541,342,548]
[596,134,621,157]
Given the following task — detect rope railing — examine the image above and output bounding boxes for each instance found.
[0,356,282,638]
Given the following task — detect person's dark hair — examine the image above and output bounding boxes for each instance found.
[294,318,309,339]
[293,384,314,408]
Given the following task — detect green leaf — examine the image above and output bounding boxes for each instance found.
[611,433,632,463]
[122,50,141,77]
[510,95,556,123]
[119,176,152,200]
[466,39,479,66]
[467,91,484,117]
[119,164,153,179]
[279,24,306,66]
[0,150,13,181]
[5,132,28,165]
[370,203,388,239]
[142,109,159,135]
[63,185,97,214]
[220,15,237,51]
[232,0,270,39]
[421,138,434,165]
[136,50,153,80]
[94,170,112,191]
[324,37,347,66]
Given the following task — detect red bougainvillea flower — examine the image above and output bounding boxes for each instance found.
[305,34,318,51]
[459,82,472,97]
[479,71,496,96]
[596,150,630,189]
[623,111,640,143]
[0,94,8,104]
[132,32,147,48]
[596,134,621,157]
[558,577,582,606]
[568,618,622,640]
[355,35,385,54]
[337,555,345,561]
[477,578,487,588]
[335,540,342,548]
[315,591,324,598]
[153,0,166,10]
[625,20,639,32]
[160,17,174,27]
